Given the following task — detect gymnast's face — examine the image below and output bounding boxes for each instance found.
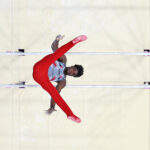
[66,66,78,77]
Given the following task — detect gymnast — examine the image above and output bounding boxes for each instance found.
[33,35,87,123]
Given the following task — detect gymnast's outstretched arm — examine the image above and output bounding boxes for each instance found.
[47,80,66,114]
[51,35,67,63]
[51,39,58,52]
[47,35,67,115]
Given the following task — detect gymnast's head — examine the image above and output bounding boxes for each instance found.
[65,64,84,77]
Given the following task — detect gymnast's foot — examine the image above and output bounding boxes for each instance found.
[72,35,87,44]
[67,115,81,123]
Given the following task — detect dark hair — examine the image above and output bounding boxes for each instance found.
[74,64,84,77]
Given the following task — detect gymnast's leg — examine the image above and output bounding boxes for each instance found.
[39,77,81,122]
[39,35,87,66]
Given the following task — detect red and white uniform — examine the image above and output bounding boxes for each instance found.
[48,60,66,82]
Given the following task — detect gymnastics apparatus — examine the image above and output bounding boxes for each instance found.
[0,37,150,123]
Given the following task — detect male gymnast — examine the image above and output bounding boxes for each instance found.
[33,35,87,123]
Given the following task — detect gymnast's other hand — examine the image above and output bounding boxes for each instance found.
[46,107,57,115]
[55,34,65,41]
